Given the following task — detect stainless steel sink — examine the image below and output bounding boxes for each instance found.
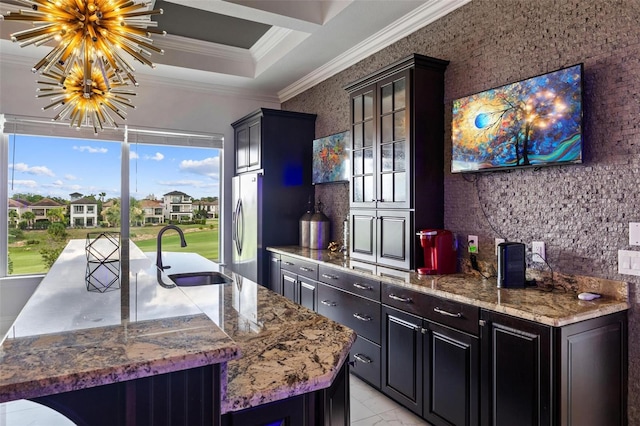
[168,271,233,287]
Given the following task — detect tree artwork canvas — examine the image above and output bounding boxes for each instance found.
[451,64,583,173]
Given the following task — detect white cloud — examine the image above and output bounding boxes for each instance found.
[52,180,64,186]
[157,179,218,189]
[179,157,219,179]
[73,145,108,154]
[10,162,55,177]
[145,152,164,161]
[64,174,78,181]
[130,151,139,160]
[11,179,39,188]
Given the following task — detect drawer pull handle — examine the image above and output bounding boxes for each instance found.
[352,282,372,291]
[322,273,339,280]
[353,313,372,322]
[434,307,462,318]
[353,353,373,364]
[299,266,314,272]
[283,261,294,266]
[321,300,337,307]
[388,294,412,303]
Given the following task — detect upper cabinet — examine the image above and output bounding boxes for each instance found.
[350,70,410,209]
[234,115,261,174]
[346,54,449,270]
[346,55,449,210]
[232,108,317,176]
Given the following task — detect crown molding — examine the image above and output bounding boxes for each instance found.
[1,53,278,104]
[278,0,471,103]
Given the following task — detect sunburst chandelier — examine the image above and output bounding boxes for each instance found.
[37,60,137,131]
[1,0,166,129]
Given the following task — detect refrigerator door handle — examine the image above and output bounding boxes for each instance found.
[236,199,244,255]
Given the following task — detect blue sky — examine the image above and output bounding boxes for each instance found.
[9,135,220,201]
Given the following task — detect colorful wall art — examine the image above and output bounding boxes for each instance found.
[451,64,583,173]
[312,131,350,184]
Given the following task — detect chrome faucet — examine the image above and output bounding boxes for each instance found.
[156,224,187,270]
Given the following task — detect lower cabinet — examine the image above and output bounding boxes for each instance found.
[268,253,281,294]
[281,270,318,311]
[480,309,627,426]
[381,305,479,425]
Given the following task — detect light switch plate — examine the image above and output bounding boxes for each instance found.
[618,250,640,276]
[630,223,640,246]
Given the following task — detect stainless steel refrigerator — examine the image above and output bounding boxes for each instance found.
[231,172,261,283]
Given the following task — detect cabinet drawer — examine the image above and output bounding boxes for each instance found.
[280,255,318,280]
[318,284,381,344]
[349,337,381,389]
[382,284,479,336]
[318,265,381,301]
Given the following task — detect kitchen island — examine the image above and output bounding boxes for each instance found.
[0,240,356,425]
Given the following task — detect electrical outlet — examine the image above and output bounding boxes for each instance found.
[495,238,505,256]
[468,235,478,253]
[532,241,545,263]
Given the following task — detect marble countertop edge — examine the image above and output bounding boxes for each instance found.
[0,347,241,403]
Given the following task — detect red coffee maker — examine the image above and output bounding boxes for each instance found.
[416,229,457,275]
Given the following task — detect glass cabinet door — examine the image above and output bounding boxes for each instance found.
[377,72,410,209]
[350,88,376,207]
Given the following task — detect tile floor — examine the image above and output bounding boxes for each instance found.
[350,374,431,425]
[0,374,430,426]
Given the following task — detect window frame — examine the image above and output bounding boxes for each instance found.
[0,114,224,279]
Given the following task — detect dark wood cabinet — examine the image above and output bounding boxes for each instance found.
[234,115,261,174]
[350,209,412,270]
[299,277,318,311]
[423,321,479,426]
[480,309,627,426]
[480,310,552,426]
[280,255,319,310]
[381,305,423,416]
[269,253,281,294]
[346,54,449,271]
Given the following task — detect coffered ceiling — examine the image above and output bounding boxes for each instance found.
[0,0,470,102]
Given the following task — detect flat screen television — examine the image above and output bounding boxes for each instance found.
[451,64,583,173]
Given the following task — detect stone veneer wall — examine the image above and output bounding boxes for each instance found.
[283,0,640,421]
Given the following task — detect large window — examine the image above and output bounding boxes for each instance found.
[1,116,223,277]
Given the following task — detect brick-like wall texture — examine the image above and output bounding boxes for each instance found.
[283,1,640,421]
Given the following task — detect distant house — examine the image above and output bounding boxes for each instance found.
[163,191,193,222]
[8,199,30,227]
[30,198,66,223]
[70,196,98,227]
[140,199,164,224]
[69,192,83,201]
[197,200,219,218]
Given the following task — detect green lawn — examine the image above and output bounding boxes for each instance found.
[8,220,219,275]
[134,229,218,260]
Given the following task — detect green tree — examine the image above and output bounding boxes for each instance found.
[8,210,19,228]
[22,211,35,228]
[130,197,144,226]
[40,222,68,269]
[46,207,65,223]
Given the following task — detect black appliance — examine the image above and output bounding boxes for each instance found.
[497,242,525,288]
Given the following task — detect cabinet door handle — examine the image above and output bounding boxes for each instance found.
[353,313,372,322]
[272,258,280,263]
[388,294,412,303]
[353,353,372,364]
[321,300,337,307]
[299,266,314,272]
[322,273,339,280]
[433,307,463,318]
[352,282,372,291]
[283,261,294,266]
[300,282,315,291]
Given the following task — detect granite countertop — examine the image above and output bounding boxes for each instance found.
[0,240,356,415]
[268,246,630,327]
